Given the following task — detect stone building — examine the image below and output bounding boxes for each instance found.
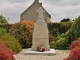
[20,0,51,23]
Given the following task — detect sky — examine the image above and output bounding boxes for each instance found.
[0,0,80,24]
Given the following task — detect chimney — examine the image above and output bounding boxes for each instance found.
[39,3,42,6]
[34,0,39,3]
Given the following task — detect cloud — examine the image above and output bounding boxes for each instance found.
[0,0,33,23]
[0,0,32,3]
[0,0,80,23]
[42,0,80,6]
[41,0,80,22]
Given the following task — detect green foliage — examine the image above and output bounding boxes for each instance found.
[10,23,32,48]
[56,38,69,50]
[68,16,80,42]
[0,27,7,37]
[48,23,60,35]
[54,15,80,50]
[53,32,61,41]
[48,22,72,35]
[0,34,22,53]
[49,41,57,49]
[62,16,80,44]
[59,22,72,34]
[61,18,70,22]
[50,16,80,50]
[0,15,8,24]
[53,30,70,50]
[0,24,12,32]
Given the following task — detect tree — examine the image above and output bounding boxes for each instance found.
[0,27,7,37]
[9,20,34,48]
[61,18,70,22]
[0,15,8,24]
[68,16,80,42]
[61,16,80,44]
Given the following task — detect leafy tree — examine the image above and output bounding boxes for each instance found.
[68,16,80,43]
[0,15,8,24]
[9,20,34,48]
[60,16,80,45]
[61,18,70,22]
[52,16,80,50]
[0,34,22,53]
[0,27,7,37]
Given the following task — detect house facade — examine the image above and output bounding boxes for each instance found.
[20,0,51,23]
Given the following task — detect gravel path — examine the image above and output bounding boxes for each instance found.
[14,49,70,60]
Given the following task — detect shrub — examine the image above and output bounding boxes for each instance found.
[48,22,72,35]
[0,27,7,37]
[0,34,22,53]
[59,22,72,34]
[66,16,80,44]
[49,34,53,42]
[53,33,61,41]
[49,41,57,49]
[0,41,15,60]
[0,24,12,32]
[9,20,34,48]
[69,38,80,50]
[56,38,69,50]
[20,20,34,30]
[65,38,80,60]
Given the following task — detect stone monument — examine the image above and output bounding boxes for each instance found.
[25,7,56,55]
[31,7,50,51]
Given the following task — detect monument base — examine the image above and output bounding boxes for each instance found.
[24,48,56,55]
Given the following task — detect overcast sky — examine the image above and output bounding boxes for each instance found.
[0,0,80,23]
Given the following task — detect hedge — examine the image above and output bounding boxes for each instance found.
[0,24,12,32]
[48,22,72,35]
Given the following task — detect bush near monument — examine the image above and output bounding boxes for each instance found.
[9,20,34,48]
[0,27,7,37]
[0,34,22,53]
[67,16,80,43]
[0,41,15,60]
[49,41,57,49]
[51,16,80,50]
[60,16,80,46]
[48,22,72,35]
[56,38,69,49]
[65,38,80,60]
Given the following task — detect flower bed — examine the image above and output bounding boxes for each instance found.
[0,41,16,60]
[37,44,46,52]
[65,38,80,60]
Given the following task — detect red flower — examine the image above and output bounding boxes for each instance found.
[65,57,70,60]
[65,38,80,60]
[0,41,16,60]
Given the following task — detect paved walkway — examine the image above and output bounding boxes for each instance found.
[14,49,70,60]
